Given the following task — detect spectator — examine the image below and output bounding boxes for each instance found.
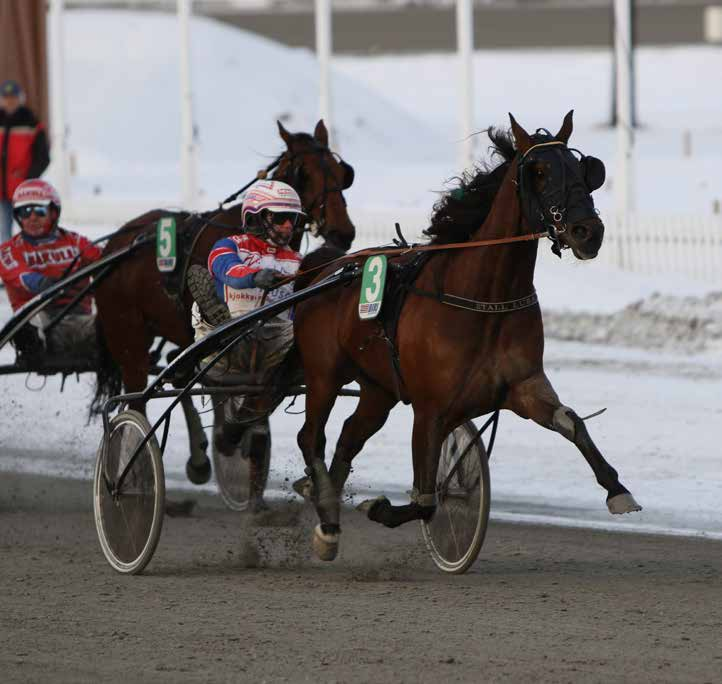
[0,79,50,244]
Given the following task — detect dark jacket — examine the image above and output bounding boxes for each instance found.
[0,106,50,200]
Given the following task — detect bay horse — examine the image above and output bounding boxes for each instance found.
[293,111,642,561]
[92,120,355,484]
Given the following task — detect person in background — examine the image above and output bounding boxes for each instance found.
[0,179,101,364]
[0,80,50,244]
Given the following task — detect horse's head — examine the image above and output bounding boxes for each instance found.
[274,120,356,251]
[509,111,606,260]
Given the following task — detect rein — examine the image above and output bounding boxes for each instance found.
[277,230,548,292]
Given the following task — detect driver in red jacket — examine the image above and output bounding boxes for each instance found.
[0,179,102,362]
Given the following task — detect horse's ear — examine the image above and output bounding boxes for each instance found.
[509,113,532,154]
[314,119,329,146]
[555,110,574,144]
[277,120,293,146]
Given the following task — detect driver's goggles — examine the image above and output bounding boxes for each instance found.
[269,211,300,227]
[16,205,50,219]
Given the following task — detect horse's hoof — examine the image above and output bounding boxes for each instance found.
[607,493,642,514]
[312,524,339,561]
[356,496,388,516]
[292,475,314,501]
[185,457,211,485]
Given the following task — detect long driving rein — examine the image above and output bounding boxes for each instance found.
[277,137,604,314]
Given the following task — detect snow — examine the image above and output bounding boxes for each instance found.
[2,10,721,540]
[53,11,722,217]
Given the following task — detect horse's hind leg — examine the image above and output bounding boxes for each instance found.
[181,395,211,485]
[361,408,442,529]
[103,317,152,415]
[507,372,642,514]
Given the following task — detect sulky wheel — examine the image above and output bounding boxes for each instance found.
[420,420,491,574]
[211,405,271,512]
[93,410,165,575]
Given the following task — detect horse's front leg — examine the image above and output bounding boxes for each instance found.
[360,409,442,528]
[507,372,642,514]
[297,378,343,560]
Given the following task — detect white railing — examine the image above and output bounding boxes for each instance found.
[64,200,722,282]
[599,214,722,282]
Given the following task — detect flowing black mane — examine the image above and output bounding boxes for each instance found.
[426,128,517,244]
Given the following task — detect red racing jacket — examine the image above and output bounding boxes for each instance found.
[0,228,102,313]
[0,106,50,200]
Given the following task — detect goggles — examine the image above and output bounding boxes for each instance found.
[268,211,300,227]
[16,205,50,219]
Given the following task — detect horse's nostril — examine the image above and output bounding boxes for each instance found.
[571,224,589,241]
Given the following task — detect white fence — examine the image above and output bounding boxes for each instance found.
[64,200,722,283]
[598,214,722,282]
[349,208,722,283]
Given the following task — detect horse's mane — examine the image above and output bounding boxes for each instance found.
[426,128,517,244]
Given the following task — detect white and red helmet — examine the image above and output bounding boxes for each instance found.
[13,179,62,214]
[241,180,304,229]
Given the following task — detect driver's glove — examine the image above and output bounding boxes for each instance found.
[252,268,287,291]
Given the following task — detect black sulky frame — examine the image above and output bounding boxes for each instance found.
[103,264,360,496]
[0,233,156,367]
[99,258,500,501]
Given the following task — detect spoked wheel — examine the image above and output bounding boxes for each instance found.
[211,405,271,512]
[420,420,491,574]
[93,410,165,575]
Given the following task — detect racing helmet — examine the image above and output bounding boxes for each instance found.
[13,179,62,213]
[12,179,62,236]
[241,180,305,244]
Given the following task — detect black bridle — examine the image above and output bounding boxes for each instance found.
[516,134,605,256]
[272,144,354,239]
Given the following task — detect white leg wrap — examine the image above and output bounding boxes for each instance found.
[552,406,576,440]
[312,524,339,561]
[410,488,436,507]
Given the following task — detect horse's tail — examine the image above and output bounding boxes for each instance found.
[295,242,347,291]
[90,318,122,419]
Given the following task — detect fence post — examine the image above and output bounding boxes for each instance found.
[178,0,198,208]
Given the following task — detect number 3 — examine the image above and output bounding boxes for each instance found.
[365,256,383,302]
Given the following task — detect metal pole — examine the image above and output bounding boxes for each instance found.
[614,0,634,216]
[178,0,198,208]
[47,0,69,200]
[456,0,474,170]
[315,0,334,147]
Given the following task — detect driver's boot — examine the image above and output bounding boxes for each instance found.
[186,264,230,326]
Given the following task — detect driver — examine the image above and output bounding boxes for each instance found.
[190,180,304,455]
[0,179,102,362]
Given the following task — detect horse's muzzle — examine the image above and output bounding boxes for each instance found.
[568,217,604,259]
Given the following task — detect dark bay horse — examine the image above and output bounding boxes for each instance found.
[93,120,355,482]
[293,111,641,561]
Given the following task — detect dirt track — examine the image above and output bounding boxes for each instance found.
[1,472,721,683]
